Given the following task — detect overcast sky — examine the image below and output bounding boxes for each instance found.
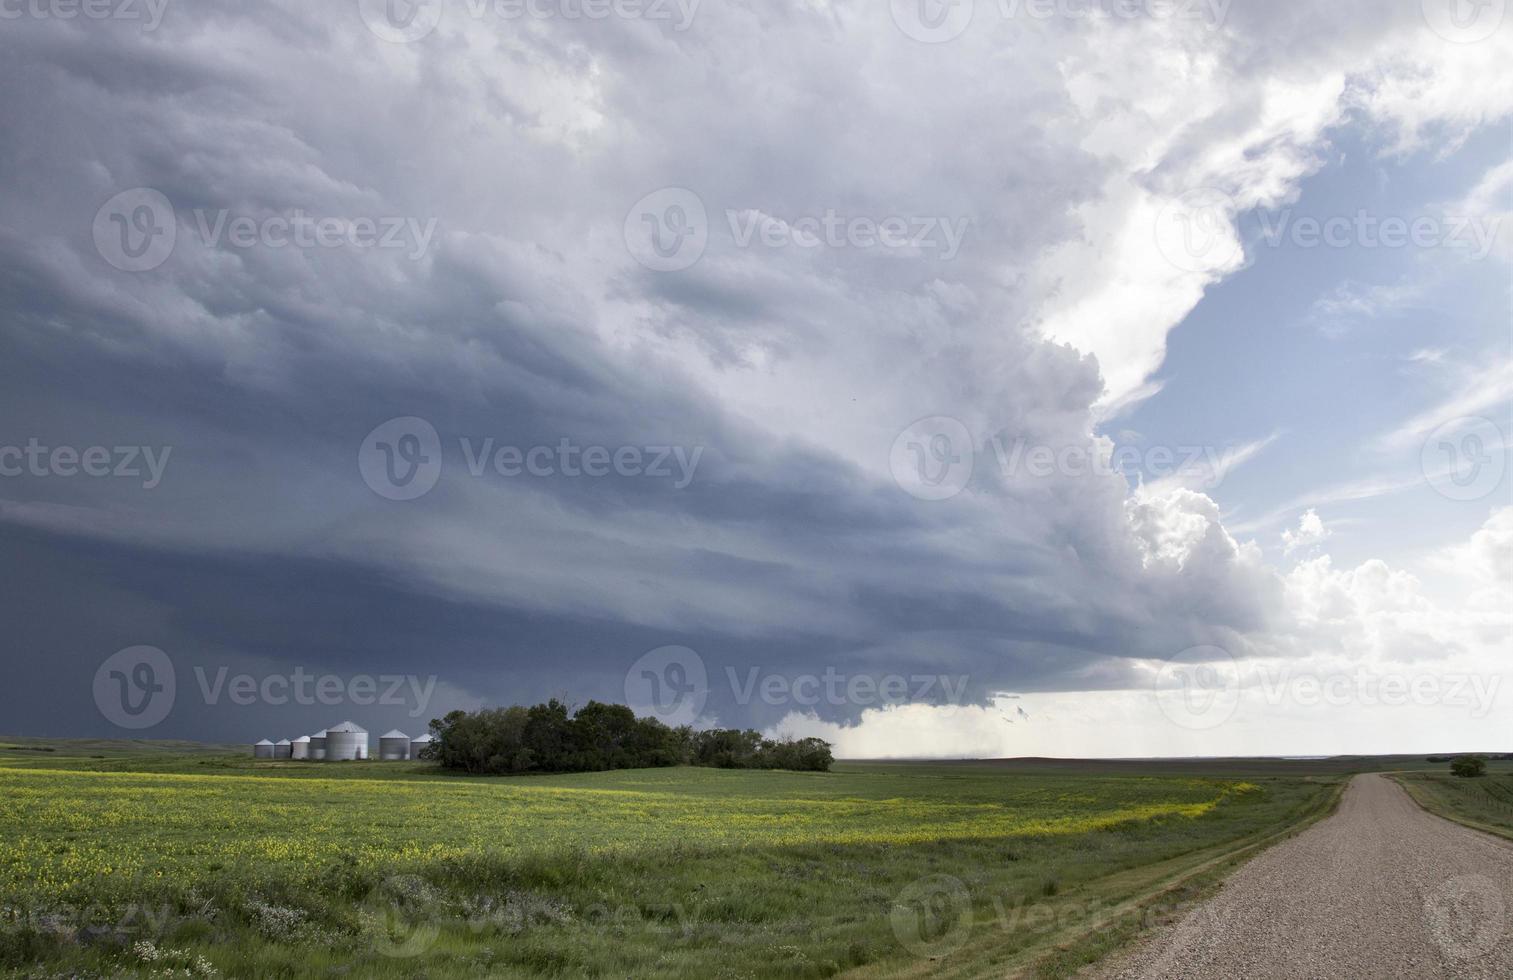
[1,0,1509,757]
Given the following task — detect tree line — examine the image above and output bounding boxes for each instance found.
[421,700,834,775]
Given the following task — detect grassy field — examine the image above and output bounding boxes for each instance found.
[1392,761,1513,841]
[0,743,1350,979]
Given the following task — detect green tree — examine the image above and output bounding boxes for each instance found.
[427,704,831,775]
[572,700,639,770]
[523,699,576,772]
[1450,755,1487,778]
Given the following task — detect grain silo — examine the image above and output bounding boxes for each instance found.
[274,738,292,760]
[409,732,434,758]
[325,720,367,761]
[379,730,410,760]
[309,729,327,760]
[290,735,311,760]
[253,738,274,759]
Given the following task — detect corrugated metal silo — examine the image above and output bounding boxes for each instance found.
[309,729,327,760]
[379,729,410,760]
[325,720,367,761]
[274,738,292,760]
[253,738,274,759]
[409,732,434,759]
[290,735,310,760]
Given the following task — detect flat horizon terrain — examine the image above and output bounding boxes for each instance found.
[0,738,1349,979]
[2,739,1507,979]
[875,754,1513,775]
[6,734,1506,769]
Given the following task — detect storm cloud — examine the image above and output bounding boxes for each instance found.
[1,0,1508,751]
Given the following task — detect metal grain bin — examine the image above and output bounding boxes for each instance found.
[409,732,434,758]
[325,720,367,761]
[379,730,410,760]
[290,735,311,760]
[253,738,274,759]
[274,738,293,760]
[309,729,327,760]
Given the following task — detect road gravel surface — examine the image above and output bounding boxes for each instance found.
[1093,773,1513,979]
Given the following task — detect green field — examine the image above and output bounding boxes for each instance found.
[0,743,1350,979]
[1392,763,1513,841]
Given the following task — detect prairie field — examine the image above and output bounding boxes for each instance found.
[1393,765,1513,840]
[0,747,1344,979]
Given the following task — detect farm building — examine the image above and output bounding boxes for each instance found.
[325,720,368,761]
[251,723,431,761]
[379,730,410,760]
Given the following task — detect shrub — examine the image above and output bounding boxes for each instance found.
[1450,755,1487,778]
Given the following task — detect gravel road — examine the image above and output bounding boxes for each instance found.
[1093,773,1513,979]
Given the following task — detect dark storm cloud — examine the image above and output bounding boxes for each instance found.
[0,0,1355,744]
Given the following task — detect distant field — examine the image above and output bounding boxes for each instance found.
[928,755,1476,777]
[0,742,1350,979]
[0,736,245,759]
[1393,764,1513,841]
